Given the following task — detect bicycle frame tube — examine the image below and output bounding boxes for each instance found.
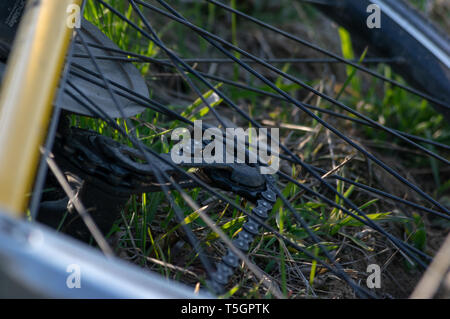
[0,0,82,217]
[0,209,210,298]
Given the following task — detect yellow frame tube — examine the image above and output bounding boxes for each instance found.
[0,0,82,217]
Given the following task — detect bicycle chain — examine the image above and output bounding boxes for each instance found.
[51,127,279,294]
[207,179,278,294]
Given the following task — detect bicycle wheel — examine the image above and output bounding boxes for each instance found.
[2,0,449,298]
[316,0,450,120]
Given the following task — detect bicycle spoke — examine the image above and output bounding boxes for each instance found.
[74,29,219,280]
[73,44,448,152]
[136,0,449,164]
[24,0,448,298]
[89,0,448,270]
[67,56,373,297]
[70,61,447,222]
[99,0,446,283]
[71,38,449,153]
[125,0,449,214]
[73,53,401,65]
[71,49,449,153]
[206,0,450,110]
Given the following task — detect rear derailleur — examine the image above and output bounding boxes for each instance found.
[37,125,270,243]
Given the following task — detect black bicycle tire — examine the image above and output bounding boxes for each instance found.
[315,0,450,120]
